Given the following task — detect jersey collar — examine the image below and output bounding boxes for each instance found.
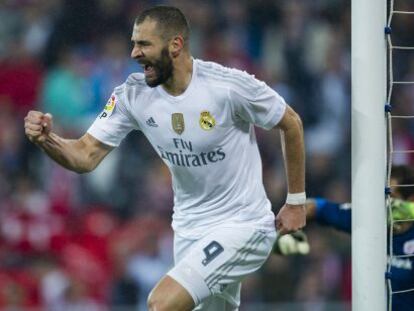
[156,58,197,102]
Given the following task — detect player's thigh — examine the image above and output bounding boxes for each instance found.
[168,226,276,308]
[194,282,241,311]
[147,275,195,311]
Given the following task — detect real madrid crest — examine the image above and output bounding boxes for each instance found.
[199,111,216,131]
[172,113,185,135]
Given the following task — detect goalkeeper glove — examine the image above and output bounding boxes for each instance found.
[390,198,414,222]
[273,230,310,255]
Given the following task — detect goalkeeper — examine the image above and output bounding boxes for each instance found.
[304,165,414,311]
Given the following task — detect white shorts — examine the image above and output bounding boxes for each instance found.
[167,225,277,311]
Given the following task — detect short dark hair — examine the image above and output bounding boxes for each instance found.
[135,6,190,46]
[391,165,414,199]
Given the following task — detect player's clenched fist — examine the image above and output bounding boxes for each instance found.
[24,111,53,144]
[275,204,306,235]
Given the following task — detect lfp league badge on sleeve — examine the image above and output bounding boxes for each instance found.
[100,94,117,119]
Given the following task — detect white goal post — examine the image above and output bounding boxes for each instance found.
[352,0,387,310]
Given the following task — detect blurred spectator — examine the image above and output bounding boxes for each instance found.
[110,216,172,310]
[0,44,43,115]
[306,33,349,158]
[89,32,137,115]
[41,48,93,133]
[126,232,172,311]
[50,277,106,311]
[21,2,57,58]
[139,162,174,215]
[0,99,24,182]
[0,175,68,255]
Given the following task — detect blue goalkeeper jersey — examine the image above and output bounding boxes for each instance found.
[314,198,414,311]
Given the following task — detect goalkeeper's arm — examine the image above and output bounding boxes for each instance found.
[308,198,352,233]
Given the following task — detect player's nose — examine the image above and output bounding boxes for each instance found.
[131,46,143,59]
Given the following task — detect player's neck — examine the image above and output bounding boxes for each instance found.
[162,56,193,96]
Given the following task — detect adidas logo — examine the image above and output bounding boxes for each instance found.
[146,117,158,127]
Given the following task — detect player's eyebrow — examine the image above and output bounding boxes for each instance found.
[131,39,151,46]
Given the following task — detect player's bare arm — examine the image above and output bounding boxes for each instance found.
[24,111,113,174]
[274,105,306,235]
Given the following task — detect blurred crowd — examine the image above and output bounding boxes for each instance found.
[1,0,414,310]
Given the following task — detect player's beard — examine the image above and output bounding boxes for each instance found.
[144,47,173,88]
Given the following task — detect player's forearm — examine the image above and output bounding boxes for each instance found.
[37,133,97,173]
[280,112,305,194]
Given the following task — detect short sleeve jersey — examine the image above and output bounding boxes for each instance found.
[88,59,287,238]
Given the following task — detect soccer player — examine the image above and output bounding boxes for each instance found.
[306,165,414,311]
[24,6,306,311]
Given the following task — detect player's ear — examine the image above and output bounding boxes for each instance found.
[170,36,184,58]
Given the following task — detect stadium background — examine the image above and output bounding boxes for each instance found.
[0,0,412,310]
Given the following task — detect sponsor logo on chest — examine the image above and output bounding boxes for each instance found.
[157,138,226,168]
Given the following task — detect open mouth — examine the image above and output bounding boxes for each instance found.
[144,64,155,76]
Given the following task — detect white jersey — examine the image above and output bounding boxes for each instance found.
[88,59,287,238]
